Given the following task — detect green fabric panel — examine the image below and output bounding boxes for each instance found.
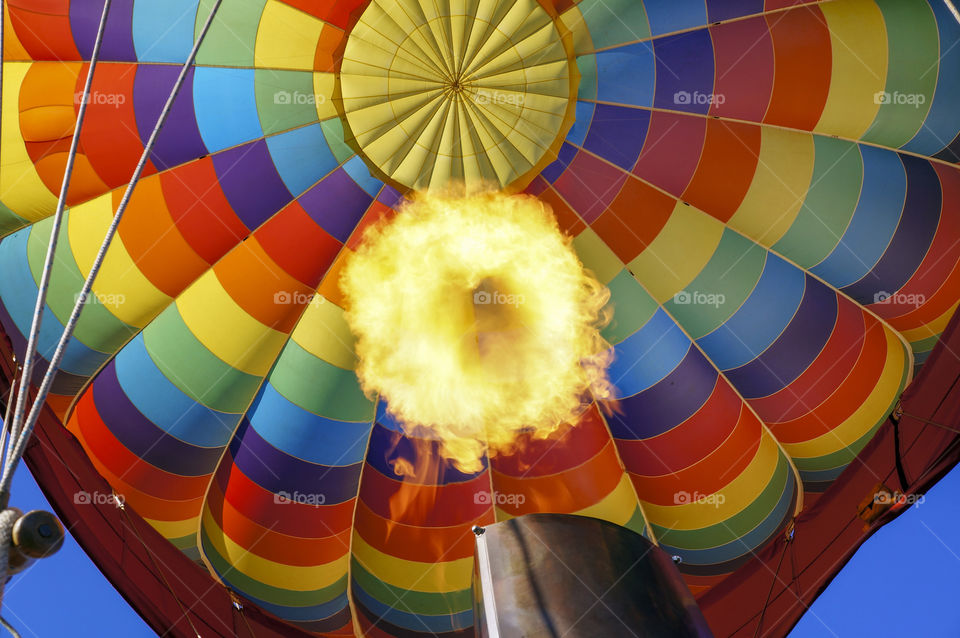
[773,137,863,269]
[602,270,658,345]
[576,55,598,101]
[202,530,348,607]
[623,506,648,537]
[651,451,790,551]
[254,69,320,135]
[351,559,473,616]
[320,118,356,165]
[910,333,941,354]
[577,0,650,50]
[863,0,938,148]
[144,308,262,413]
[665,230,766,340]
[27,216,137,353]
[195,0,266,66]
[0,201,27,240]
[270,340,375,422]
[169,533,198,550]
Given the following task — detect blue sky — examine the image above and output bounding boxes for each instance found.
[789,462,960,638]
[0,458,958,636]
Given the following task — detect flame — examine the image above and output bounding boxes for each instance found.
[341,190,613,473]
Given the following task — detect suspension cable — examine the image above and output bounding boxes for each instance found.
[4,0,113,478]
[0,0,224,505]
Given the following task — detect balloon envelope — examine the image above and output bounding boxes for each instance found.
[1,0,959,635]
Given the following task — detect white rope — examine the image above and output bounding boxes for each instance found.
[0,508,20,638]
[0,508,19,595]
[4,0,113,478]
[0,0,223,505]
[945,0,960,26]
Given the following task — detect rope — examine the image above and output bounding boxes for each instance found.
[753,528,794,638]
[0,508,19,596]
[899,409,960,435]
[0,615,18,638]
[4,0,113,479]
[0,0,223,505]
[0,366,18,467]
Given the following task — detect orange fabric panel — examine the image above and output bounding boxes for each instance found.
[7,0,79,60]
[491,440,623,516]
[315,23,345,72]
[19,63,79,141]
[630,406,762,504]
[18,63,108,202]
[592,176,676,262]
[682,120,761,223]
[116,176,209,298]
[3,5,31,60]
[317,248,351,308]
[763,7,832,130]
[214,237,315,333]
[353,501,486,563]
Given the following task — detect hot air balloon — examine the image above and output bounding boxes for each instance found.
[1,0,960,636]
